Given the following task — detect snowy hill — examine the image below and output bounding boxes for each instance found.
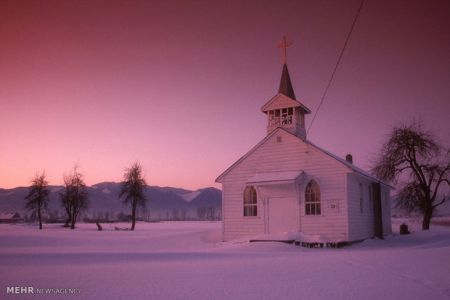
[0,183,221,221]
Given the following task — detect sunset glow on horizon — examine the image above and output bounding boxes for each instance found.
[1,0,449,190]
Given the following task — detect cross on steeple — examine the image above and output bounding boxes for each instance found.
[277,36,292,64]
[262,36,312,139]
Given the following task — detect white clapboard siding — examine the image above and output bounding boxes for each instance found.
[347,173,375,241]
[347,173,392,241]
[220,129,352,241]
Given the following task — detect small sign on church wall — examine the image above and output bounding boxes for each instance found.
[326,199,340,214]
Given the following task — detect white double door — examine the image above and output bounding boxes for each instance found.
[266,197,299,234]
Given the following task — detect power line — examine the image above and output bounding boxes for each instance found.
[307,0,366,134]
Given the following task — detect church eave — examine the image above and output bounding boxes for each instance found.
[260,93,311,113]
[298,104,311,114]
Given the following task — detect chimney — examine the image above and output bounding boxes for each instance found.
[345,154,353,164]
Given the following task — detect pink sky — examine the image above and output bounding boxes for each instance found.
[1,0,449,190]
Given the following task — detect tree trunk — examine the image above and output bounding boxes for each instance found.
[422,207,433,230]
[38,204,42,230]
[70,212,76,229]
[96,221,102,231]
[64,208,71,227]
[131,201,137,231]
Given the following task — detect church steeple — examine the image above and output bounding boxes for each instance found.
[277,37,296,100]
[260,37,311,139]
[278,64,296,100]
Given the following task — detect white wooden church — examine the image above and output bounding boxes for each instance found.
[216,55,391,243]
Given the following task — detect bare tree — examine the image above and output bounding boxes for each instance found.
[60,167,89,229]
[24,172,50,229]
[373,122,449,230]
[119,162,147,230]
[60,187,73,227]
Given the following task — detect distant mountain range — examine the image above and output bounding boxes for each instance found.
[0,182,222,221]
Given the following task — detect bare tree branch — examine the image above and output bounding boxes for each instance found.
[372,121,449,230]
[119,162,148,230]
[24,172,49,230]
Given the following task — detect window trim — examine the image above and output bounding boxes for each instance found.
[305,180,321,216]
[243,186,258,217]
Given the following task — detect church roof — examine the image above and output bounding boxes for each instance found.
[261,93,311,113]
[261,63,311,114]
[279,64,296,99]
[215,127,392,188]
[305,139,392,188]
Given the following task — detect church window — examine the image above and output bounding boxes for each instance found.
[305,180,321,215]
[243,186,258,216]
[269,110,280,126]
[281,107,293,125]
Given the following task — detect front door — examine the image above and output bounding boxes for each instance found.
[268,197,298,234]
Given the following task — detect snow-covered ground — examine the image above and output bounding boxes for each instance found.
[1,219,449,300]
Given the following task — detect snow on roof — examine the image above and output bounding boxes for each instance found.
[247,170,303,185]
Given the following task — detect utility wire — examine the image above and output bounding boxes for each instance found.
[307,0,366,134]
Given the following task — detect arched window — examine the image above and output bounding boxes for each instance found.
[243,186,257,216]
[305,180,321,215]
